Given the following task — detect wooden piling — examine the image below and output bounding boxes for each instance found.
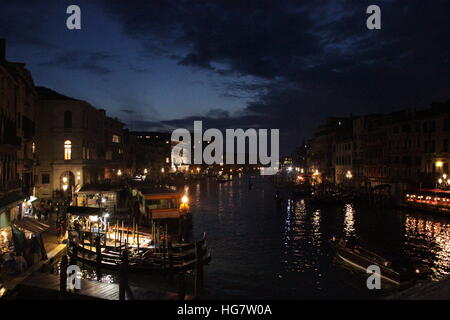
[69,240,78,265]
[194,239,204,298]
[95,235,102,280]
[60,255,68,297]
[119,250,134,300]
[178,272,186,300]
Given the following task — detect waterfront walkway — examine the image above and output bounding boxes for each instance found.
[2,215,66,293]
[13,271,183,300]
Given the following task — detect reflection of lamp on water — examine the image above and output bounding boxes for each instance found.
[180,195,189,213]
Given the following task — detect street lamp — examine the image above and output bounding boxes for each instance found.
[346,170,353,179]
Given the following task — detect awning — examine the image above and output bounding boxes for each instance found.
[66,206,103,216]
[0,191,26,212]
[13,217,50,233]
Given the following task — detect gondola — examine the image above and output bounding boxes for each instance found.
[329,237,420,285]
[68,242,212,275]
[69,247,212,274]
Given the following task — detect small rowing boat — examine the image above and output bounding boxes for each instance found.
[329,237,420,285]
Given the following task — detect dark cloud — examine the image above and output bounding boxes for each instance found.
[102,0,450,151]
[2,0,449,154]
[120,109,136,114]
[39,51,113,75]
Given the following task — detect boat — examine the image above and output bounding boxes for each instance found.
[329,237,420,285]
[403,189,450,216]
[133,186,190,220]
[68,233,212,275]
[216,174,232,182]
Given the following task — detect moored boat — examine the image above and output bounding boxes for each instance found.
[329,237,420,285]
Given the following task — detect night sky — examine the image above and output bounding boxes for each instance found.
[1,0,449,154]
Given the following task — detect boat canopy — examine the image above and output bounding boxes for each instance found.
[66,206,103,216]
[13,217,50,234]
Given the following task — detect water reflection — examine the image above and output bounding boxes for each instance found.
[404,214,450,280]
[343,204,356,239]
[283,198,323,288]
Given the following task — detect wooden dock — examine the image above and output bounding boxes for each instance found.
[12,271,185,300]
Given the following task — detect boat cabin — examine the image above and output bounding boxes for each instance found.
[75,184,130,216]
[135,187,189,220]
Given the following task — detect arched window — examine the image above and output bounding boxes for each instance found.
[64,111,72,128]
[64,140,72,160]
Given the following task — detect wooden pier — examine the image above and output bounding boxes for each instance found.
[12,271,186,300]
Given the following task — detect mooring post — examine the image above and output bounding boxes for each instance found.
[81,231,85,267]
[119,250,129,300]
[95,235,102,280]
[60,255,68,297]
[194,240,204,298]
[178,272,186,300]
[69,240,78,265]
[168,241,174,281]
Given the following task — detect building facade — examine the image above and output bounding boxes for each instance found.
[0,39,37,234]
[34,87,132,199]
[307,100,450,191]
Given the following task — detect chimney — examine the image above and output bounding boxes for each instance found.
[0,39,5,61]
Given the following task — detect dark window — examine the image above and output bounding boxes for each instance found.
[42,173,50,184]
[444,118,450,130]
[430,120,436,132]
[64,111,72,128]
[444,139,449,153]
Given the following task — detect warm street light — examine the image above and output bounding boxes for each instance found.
[436,161,444,168]
[438,178,443,184]
[117,169,122,176]
[346,170,353,179]
[62,184,68,191]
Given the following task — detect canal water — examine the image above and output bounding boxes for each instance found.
[77,175,450,299]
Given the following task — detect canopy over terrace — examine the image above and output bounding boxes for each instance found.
[13,217,50,234]
[66,206,104,217]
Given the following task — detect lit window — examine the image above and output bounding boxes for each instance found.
[112,135,120,143]
[64,140,72,160]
